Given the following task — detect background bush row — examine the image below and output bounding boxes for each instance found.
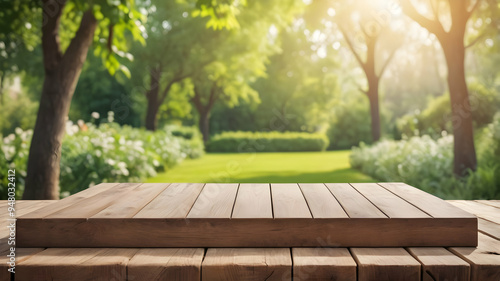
[0,118,204,199]
[350,113,500,199]
[206,131,329,152]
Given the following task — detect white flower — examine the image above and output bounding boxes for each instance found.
[91,112,100,119]
[15,127,23,135]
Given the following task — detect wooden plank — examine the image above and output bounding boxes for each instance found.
[128,248,204,281]
[202,248,292,281]
[298,183,348,218]
[46,183,139,219]
[380,183,475,218]
[351,248,421,281]
[449,233,500,281]
[292,248,356,281]
[187,183,239,218]
[450,200,500,224]
[232,184,272,219]
[478,218,500,240]
[351,183,429,218]
[325,183,387,218]
[134,183,205,218]
[476,200,500,209]
[17,248,137,281]
[407,247,470,281]
[0,248,44,281]
[20,183,118,218]
[91,183,170,218]
[18,217,477,247]
[271,183,311,218]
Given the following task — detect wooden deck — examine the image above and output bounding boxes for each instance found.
[17,183,477,248]
[3,187,500,280]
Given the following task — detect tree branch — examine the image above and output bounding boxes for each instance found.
[61,10,97,73]
[42,0,66,71]
[400,0,446,38]
[378,48,398,78]
[465,30,488,48]
[467,0,481,20]
[339,25,367,72]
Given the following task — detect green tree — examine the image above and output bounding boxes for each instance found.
[400,0,498,176]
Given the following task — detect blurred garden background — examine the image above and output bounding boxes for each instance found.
[1,0,499,200]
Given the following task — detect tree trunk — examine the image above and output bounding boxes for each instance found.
[23,9,97,200]
[443,40,477,176]
[199,110,210,143]
[145,92,160,131]
[367,82,381,142]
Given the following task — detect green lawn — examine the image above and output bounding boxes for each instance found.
[148,150,375,183]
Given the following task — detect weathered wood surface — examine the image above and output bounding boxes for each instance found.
[1,199,499,280]
[17,183,477,247]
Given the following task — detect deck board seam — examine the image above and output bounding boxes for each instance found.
[376,183,436,218]
[229,183,241,219]
[349,183,390,218]
[297,184,315,219]
[185,183,207,218]
[322,183,350,218]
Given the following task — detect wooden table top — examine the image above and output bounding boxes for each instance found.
[17,183,477,248]
[2,199,500,280]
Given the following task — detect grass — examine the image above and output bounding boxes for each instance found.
[148,150,375,183]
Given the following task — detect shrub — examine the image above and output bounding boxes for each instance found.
[206,131,329,152]
[350,114,500,199]
[0,118,204,199]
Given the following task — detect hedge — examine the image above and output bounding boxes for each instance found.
[206,131,329,152]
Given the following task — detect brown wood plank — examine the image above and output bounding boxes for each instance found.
[202,248,292,281]
[17,248,137,281]
[18,217,477,247]
[271,183,312,218]
[128,248,204,281]
[45,183,140,219]
[449,233,500,281]
[187,183,239,218]
[0,248,44,281]
[351,183,430,218]
[351,248,421,281]
[449,200,500,224]
[292,248,356,281]
[91,183,170,218]
[134,183,205,218]
[20,183,119,218]
[298,183,348,218]
[325,183,387,218]
[478,218,500,240]
[407,247,470,281]
[380,183,475,218]
[232,183,272,219]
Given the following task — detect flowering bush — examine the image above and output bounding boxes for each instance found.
[0,114,204,198]
[350,114,500,199]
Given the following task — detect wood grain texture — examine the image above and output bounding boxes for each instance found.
[292,248,356,281]
[91,183,170,218]
[0,248,44,281]
[407,247,470,281]
[128,248,204,281]
[17,248,138,281]
[478,218,500,240]
[202,248,291,281]
[449,200,500,224]
[17,217,477,248]
[298,183,348,218]
[45,183,140,219]
[232,184,272,218]
[449,233,500,281]
[20,183,118,218]
[380,183,475,218]
[187,183,239,218]
[351,183,429,218]
[351,248,421,281]
[134,183,205,218]
[325,183,387,218]
[271,184,312,218]
[476,200,500,209]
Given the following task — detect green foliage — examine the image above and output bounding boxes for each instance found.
[206,131,329,152]
[0,119,203,199]
[327,95,372,150]
[396,83,500,138]
[0,93,38,136]
[350,114,500,199]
